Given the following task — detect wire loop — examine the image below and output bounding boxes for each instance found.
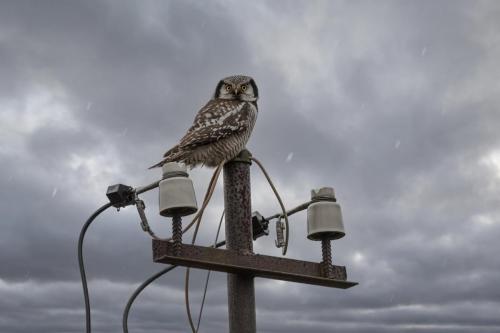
[250,157,289,255]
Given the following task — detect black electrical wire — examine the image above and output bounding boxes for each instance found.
[122,265,177,333]
[78,202,113,333]
[122,239,227,333]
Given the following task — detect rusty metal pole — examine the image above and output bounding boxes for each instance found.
[223,150,256,333]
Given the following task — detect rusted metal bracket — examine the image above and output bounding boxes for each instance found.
[153,240,358,289]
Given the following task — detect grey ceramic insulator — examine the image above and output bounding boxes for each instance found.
[311,187,336,201]
[162,162,188,178]
[159,163,198,217]
[307,187,345,241]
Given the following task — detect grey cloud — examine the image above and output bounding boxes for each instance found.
[1,1,500,332]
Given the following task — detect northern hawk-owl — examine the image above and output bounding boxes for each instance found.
[150,75,259,168]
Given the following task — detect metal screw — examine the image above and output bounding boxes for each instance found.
[172,214,182,255]
[321,238,333,278]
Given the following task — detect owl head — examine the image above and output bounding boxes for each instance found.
[214,75,258,102]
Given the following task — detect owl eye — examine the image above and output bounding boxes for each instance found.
[241,85,247,91]
[225,85,232,91]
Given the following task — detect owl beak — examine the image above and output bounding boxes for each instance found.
[234,87,239,95]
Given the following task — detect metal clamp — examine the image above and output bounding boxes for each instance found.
[275,217,285,248]
[134,193,150,232]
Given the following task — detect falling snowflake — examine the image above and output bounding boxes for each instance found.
[86,102,93,111]
[353,252,364,263]
[52,187,58,198]
[394,140,401,149]
[286,152,294,163]
[421,47,427,56]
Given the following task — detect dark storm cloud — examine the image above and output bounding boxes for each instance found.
[1,0,500,332]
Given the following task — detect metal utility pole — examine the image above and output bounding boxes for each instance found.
[152,151,357,332]
[223,150,256,333]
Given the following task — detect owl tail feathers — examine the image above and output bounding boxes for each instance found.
[148,145,183,169]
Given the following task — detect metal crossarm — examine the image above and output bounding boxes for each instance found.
[153,240,358,289]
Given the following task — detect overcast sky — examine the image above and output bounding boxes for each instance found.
[1,0,500,332]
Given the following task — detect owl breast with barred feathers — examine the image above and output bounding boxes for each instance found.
[150,75,259,169]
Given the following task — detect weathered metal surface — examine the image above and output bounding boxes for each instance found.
[224,157,254,253]
[153,241,357,289]
[321,238,333,278]
[171,215,182,255]
[223,153,256,333]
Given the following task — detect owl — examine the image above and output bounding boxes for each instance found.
[149,75,259,169]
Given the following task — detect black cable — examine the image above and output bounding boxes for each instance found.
[122,240,227,333]
[122,265,177,333]
[78,180,159,333]
[78,202,113,333]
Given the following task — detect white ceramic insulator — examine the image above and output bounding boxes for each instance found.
[159,163,198,217]
[307,201,345,241]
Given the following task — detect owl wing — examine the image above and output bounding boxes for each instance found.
[175,99,252,150]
